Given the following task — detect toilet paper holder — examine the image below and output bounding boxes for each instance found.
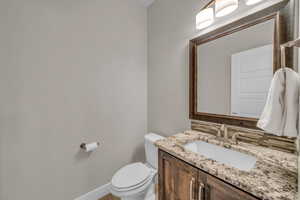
[80,142,100,152]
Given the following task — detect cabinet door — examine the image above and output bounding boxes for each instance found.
[206,175,259,200]
[158,150,200,200]
[158,150,175,200]
[172,155,199,200]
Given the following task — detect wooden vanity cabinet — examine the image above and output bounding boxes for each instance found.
[158,150,205,200]
[158,150,259,200]
[206,175,258,200]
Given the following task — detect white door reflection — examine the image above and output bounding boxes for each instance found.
[231,45,273,118]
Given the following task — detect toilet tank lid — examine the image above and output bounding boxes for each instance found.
[144,133,165,142]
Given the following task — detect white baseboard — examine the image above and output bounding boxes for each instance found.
[74,183,111,200]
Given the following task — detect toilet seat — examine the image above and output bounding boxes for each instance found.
[110,163,156,197]
[111,163,156,192]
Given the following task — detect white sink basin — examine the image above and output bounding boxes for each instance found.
[184,141,257,171]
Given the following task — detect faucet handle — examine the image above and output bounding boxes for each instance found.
[216,125,223,137]
[232,132,241,144]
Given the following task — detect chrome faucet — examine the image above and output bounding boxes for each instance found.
[217,124,242,144]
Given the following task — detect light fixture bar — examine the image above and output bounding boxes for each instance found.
[202,0,265,8]
[203,0,216,9]
[196,0,265,30]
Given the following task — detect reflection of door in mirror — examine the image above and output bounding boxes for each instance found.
[197,18,274,119]
[231,45,273,118]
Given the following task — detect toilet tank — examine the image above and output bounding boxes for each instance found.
[144,133,165,169]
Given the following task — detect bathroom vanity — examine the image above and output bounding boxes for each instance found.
[158,151,257,200]
[170,1,299,199]
[156,131,297,200]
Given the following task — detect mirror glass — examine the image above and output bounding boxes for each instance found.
[197,18,275,119]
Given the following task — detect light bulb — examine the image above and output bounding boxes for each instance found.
[196,8,214,30]
[245,0,263,5]
[215,0,238,18]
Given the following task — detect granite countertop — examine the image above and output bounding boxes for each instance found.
[155,130,298,200]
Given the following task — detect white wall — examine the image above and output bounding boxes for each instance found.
[0,0,147,199]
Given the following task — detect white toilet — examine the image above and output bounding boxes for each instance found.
[110,133,164,200]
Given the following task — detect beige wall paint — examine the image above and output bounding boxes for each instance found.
[0,0,147,199]
[147,0,201,135]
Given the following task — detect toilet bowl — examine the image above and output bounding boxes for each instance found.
[110,162,156,200]
[110,133,164,200]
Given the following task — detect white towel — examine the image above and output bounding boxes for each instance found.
[257,67,300,138]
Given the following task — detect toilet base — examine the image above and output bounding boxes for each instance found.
[119,183,155,200]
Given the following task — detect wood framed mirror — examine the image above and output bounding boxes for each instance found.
[189,9,291,129]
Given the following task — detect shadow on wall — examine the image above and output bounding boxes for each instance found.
[74,149,93,163]
[131,143,145,163]
[72,140,145,165]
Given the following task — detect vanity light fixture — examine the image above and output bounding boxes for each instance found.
[196,8,214,30]
[245,0,264,5]
[196,0,265,30]
[215,0,238,17]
